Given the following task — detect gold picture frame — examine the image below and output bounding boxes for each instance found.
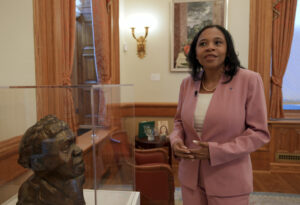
[170,0,228,72]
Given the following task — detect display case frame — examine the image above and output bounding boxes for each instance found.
[0,84,137,205]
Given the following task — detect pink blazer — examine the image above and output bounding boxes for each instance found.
[169,68,270,196]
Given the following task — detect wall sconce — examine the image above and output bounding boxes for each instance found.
[131,26,149,59]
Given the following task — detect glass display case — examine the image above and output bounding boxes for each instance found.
[0,84,138,205]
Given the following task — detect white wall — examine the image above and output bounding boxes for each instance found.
[119,0,249,102]
[0,0,36,86]
[227,0,249,68]
[0,0,36,141]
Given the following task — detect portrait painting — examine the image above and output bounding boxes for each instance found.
[157,120,169,138]
[171,0,227,72]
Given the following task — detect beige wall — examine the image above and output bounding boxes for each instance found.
[227,0,250,69]
[0,0,35,86]
[119,0,249,102]
[0,0,36,141]
[120,0,188,103]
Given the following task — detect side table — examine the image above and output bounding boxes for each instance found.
[135,136,172,166]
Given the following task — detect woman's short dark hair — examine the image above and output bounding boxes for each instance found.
[187,24,243,83]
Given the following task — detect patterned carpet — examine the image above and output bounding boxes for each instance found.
[174,188,300,205]
[249,192,300,205]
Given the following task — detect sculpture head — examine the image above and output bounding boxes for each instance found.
[18,115,85,180]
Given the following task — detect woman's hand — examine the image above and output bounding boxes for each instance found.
[189,140,210,160]
[172,141,194,159]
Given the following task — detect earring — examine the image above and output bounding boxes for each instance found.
[197,67,203,72]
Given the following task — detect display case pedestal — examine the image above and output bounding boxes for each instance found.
[3,189,140,205]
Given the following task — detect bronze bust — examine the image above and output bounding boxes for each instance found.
[17,115,85,205]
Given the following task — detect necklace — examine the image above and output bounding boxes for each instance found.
[201,80,216,92]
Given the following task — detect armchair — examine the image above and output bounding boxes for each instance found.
[109,130,175,204]
[135,148,175,205]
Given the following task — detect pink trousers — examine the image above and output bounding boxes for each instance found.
[181,185,250,205]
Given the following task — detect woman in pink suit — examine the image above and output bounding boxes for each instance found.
[169,25,270,205]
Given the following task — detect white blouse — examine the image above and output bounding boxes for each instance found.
[193,93,213,140]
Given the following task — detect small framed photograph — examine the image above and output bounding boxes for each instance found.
[157,121,169,138]
[170,0,228,72]
[138,121,155,140]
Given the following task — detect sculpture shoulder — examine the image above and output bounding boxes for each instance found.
[17,176,41,205]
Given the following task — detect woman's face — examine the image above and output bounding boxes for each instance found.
[196,27,227,71]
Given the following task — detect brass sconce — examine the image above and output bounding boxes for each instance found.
[131,26,149,59]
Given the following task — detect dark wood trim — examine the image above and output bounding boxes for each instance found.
[0,135,27,185]
[270,162,300,173]
[135,103,177,117]
[0,135,22,159]
[120,102,177,117]
[283,110,300,119]
[268,119,300,124]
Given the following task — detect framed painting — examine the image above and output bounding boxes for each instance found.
[170,0,228,72]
